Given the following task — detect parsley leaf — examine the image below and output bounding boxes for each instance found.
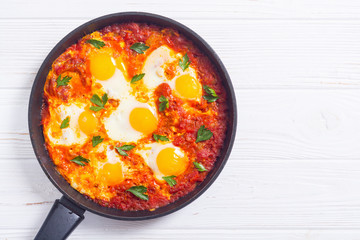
[90,94,103,106]
[196,125,213,143]
[56,75,72,87]
[203,85,219,103]
[153,134,169,142]
[193,162,207,172]
[60,116,70,129]
[90,93,107,112]
[71,156,90,166]
[126,186,149,200]
[158,95,169,112]
[89,106,104,112]
[130,42,150,54]
[162,175,177,187]
[86,39,105,49]
[179,53,191,71]
[115,144,135,156]
[92,136,104,147]
[101,93,108,105]
[131,73,145,84]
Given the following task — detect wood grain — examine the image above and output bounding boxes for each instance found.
[5,229,360,240]
[3,18,360,90]
[3,0,360,239]
[2,89,360,160]
[3,159,360,236]
[4,0,360,20]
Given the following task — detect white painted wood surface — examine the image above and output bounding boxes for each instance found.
[3,0,360,239]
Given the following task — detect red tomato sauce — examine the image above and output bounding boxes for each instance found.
[42,23,229,211]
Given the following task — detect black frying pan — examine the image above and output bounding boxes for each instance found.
[29,12,237,240]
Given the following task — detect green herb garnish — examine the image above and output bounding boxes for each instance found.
[179,53,190,71]
[56,75,72,88]
[92,136,104,147]
[86,39,105,49]
[158,95,169,112]
[131,73,145,84]
[126,186,149,200]
[130,42,149,54]
[71,156,90,166]
[203,85,219,103]
[193,162,207,172]
[89,93,108,112]
[153,134,169,142]
[195,125,213,143]
[60,116,70,129]
[162,175,177,187]
[115,145,135,156]
[89,106,104,112]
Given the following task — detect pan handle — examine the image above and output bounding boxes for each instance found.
[34,196,85,240]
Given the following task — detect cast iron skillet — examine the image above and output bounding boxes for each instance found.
[29,12,237,240]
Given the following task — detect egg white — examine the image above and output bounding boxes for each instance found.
[95,65,131,101]
[142,45,201,101]
[94,144,132,174]
[166,66,201,101]
[46,103,88,146]
[136,142,186,181]
[103,96,158,143]
[142,45,177,89]
[79,144,134,200]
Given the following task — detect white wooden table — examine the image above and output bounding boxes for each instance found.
[3,0,360,239]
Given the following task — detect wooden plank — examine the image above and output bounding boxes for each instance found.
[3,0,360,20]
[3,159,360,233]
[3,88,360,160]
[2,19,360,89]
[2,229,360,240]
[3,229,360,240]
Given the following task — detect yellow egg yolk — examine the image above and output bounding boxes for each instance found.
[90,52,115,80]
[175,74,201,99]
[156,147,188,176]
[129,107,157,135]
[98,162,124,186]
[78,110,98,135]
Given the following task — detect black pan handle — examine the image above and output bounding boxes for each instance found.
[34,196,85,240]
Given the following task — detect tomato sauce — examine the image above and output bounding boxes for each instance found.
[42,23,229,211]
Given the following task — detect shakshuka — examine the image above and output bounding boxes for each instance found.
[42,22,228,211]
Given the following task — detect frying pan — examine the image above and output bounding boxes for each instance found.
[29,12,237,240]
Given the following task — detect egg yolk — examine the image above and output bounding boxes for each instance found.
[156,147,188,176]
[98,162,124,186]
[175,74,201,99]
[129,108,157,135]
[78,110,97,135]
[90,52,115,80]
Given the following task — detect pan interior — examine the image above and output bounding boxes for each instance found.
[28,12,237,220]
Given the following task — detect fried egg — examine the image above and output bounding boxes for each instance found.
[142,45,202,101]
[95,145,130,186]
[89,50,131,100]
[142,45,176,89]
[72,144,135,200]
[136,142,189,181]
[45,103,99,146]
[104,96,158,142]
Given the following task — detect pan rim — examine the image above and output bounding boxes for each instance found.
[28,11,237,220]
